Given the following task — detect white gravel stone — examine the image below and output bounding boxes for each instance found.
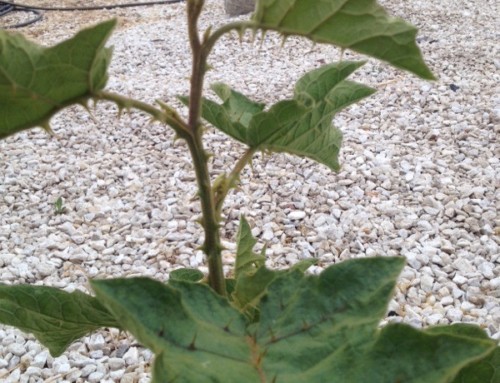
[7,343,26,357]
[490,277,500,289]
[440,296,454,306]
[110,369,126,380]
[31,351,48,368]
[81,364,97,377]
[88,371,105,383]
[88,334,106,351]
[262,229,274,241]
[25,366,42,377]
[53,356,71,374]
[447,308,464,322]
[420,275,434,293]
[123,347,139,366]
[109,357,126,371]
[288,210,307,220]
[453,274,469,285]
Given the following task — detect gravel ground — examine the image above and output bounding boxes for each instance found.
[1,0,499,381]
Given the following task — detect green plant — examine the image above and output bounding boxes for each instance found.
[0,0,498,382]
[53,196,66,215]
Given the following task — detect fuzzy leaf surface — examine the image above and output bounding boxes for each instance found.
[91,258,495,382]
[452,346,499,383]
[169,268,204,283]
[0,19,115,138]
[200,61,375,170]
[253,0,435,79]
[426,325,500,383]
[0,285,119,356]
[354,323,495,383]
[91,278,258,383]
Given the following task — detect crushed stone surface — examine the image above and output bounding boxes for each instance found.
[0,0,499,381]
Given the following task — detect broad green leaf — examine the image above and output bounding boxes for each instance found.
[246,62,375,170]
[91,258,496,382]
[178,83,265,143]
[235,216,266,279]
[253,0,435,80]
[91,278,258,383]
[253,257,404,342]
[200,61,375,170]
[451,346,500,383]
[426,324,500,383]
[253,257,494,382]
[0,285,120,356]
[355,323,496,383]
[0,19,116,139]
[169,268,204,283]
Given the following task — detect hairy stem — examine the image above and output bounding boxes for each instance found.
[95,91,190,138]
[186,137,225,295]
[186,0,226,296]
[215,148,256,217]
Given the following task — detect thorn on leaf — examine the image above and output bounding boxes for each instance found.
[339,48,346,62]
[237,27,245,43]
[188,333,197,351]
[268,327,277,343]
[280,34,289,49]
[223,318,234,333]
[157,326,165,337]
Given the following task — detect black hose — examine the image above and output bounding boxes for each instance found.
[0,0,184,29]
[0,2,14,16]
[0,2,42,28]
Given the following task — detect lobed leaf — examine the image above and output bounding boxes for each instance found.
[91,278,258,383]
[0,285,120,356]
[0,19,116,139]
[451,346,500,383]
[252,0,435,80]
[91,258,496,382]
[235,216,266,279]
[427,324,500,383]
[355,323,496,383]
[200,61,375,171]
[232,216,315,314]
[233,265,278,313]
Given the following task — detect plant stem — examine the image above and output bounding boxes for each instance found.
[186,0,226,296]
[186,137,226,295]
[96,91,190,138]
[215,148,256,216]
[100,9,255,297]
[187,0,205,131]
